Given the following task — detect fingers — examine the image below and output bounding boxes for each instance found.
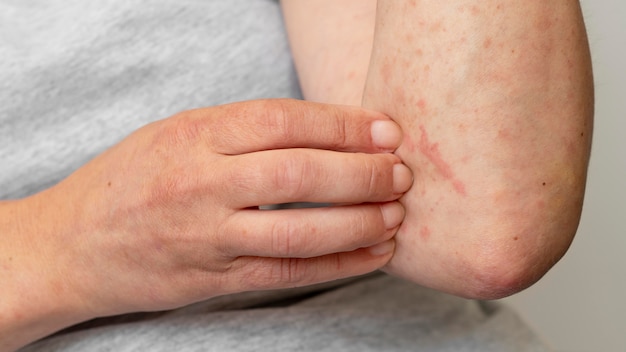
[230,241,396,292]
[219,202,405,258]
[222,149,413,208]
[190,99,403,155]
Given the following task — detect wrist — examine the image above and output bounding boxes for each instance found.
[0,194,92,350]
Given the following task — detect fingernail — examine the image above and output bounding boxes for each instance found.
[371,120,402,150]
[368,239,396,256]
[380,202,405,229]
[393,163,413,194]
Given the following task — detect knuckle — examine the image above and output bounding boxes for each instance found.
[372,155,399,198]
[212,220,235,256]
[363,157,385,199]
[255,99,299,145]
[276,258,307,286]
[269,220,297,257]
[273,154,314,201]
[245,258,310,289]
[319,107,348,150]
[155,110,206,149]
[327,111,349,149]
[351,208,372,243]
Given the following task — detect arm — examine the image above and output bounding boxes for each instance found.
[0,198,93,351]
[280,0,377,106]
[363,0,594,299]
[283,1,594,299]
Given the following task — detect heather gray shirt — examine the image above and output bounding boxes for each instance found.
[1,1,549,351]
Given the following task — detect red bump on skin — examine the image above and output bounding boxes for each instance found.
[420,226,431,241]
[417,98,427,111]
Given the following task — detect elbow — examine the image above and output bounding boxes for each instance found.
[456,202,582,300]
[458,245,559,301]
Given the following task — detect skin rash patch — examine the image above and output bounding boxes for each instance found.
[417,125,467,196]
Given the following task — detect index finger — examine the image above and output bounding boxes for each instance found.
[186,99,403,155]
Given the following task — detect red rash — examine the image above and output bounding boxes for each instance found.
[418,125,467,195]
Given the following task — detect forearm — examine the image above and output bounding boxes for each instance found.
[280,0,376,105]
[363,0,594,298]
[0,195,90,351]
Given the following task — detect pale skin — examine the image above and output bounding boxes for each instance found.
[282,0,593,298]
[0,100,412,351]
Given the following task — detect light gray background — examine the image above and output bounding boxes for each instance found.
[502,1,626,351]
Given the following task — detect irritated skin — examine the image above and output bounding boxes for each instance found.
[363,0,594,299]
[283,0,594,299]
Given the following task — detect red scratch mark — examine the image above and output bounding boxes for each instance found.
[418,125,467,195]
[452,180,467,195]
[418,126,454,179]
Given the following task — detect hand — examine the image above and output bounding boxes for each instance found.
[9,99,411,329]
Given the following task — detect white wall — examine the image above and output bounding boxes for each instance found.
[502,1,626,351]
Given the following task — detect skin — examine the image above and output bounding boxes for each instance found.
[283,0,594,299]
[0,99,412,351]
[281,0,377,106]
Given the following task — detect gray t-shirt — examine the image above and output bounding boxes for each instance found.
[1,1,549,351]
